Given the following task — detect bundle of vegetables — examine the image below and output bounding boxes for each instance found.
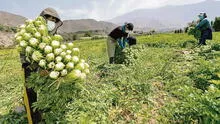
[114,45,144,66]
[15,16,90,81]
[187,26,201,40]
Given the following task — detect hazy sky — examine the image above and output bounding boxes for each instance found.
[0,0,213,20]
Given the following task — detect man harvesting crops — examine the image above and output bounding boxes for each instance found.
[20,7,63,123]
[107,23,134,64]
[195,12,212,45]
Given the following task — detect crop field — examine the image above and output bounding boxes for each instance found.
[0,33,220,123]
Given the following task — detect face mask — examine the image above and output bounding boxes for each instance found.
[47,20,56,31]
[198,14,204,20]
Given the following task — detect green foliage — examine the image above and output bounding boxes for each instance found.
[26,72,83,122]
[137,33,198,48]
[63,63,152,123]
[159,43,220,123]
[72,34,79,40]
[0,49,24,113]
[1,33,220,123]
[180,40,197,48]
[84,31,92,37]
[0,24,17,33]
[174,29,183,33]
[211,43,220,51]
[0,111,28,124]
[213,17,220,32]
[61,33,80,41]
[0,49,27,122]
[114,44,145,66]
[163,85,220,123]
[91,35,106,40]
[188,26,201,40]
[26,60,152,123]
[0,25,4,31]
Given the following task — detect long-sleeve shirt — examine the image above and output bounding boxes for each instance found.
[108,26,128,41]
[108,26,129,49]
[196,18,212,31]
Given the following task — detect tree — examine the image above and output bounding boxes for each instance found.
[213,17,220,32]
[150,30,156,34]
[184,27,189,33]
[11,27,17,33]
[72,34,79,40]
[211,21,214,27]
[0,25,4,31]
[84,31,92,37]
[174,30,177,33]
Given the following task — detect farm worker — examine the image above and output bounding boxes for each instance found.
[20,7,63,123]
[195,12,212,45]
[107,23,134,64]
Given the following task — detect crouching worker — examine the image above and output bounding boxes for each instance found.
[20,7,63,123]
[107,23,134,64]
[195,12,212,45]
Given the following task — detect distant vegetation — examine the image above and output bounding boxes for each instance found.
[174,29,184,34]
[0,24,17,33]
[60,30,108,42]
[213,17,220,32]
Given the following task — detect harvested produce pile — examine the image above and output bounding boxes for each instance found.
[13,16,90,122]
[15,16,90,81]
[114,45,144,65]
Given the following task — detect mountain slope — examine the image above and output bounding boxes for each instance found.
[110,0,220,31]
[0,11,117,33]
[58,19,117,33]
[0,11,27,27]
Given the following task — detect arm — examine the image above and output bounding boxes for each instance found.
[117,37,128,49]
[195,19,208,29]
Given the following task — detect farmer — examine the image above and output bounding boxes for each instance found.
[195,12,212,45]
[20,7,63,123]
[107,23,134,64]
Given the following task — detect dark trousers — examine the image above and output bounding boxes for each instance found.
[22,63,41,123]
[199,28,212,45]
